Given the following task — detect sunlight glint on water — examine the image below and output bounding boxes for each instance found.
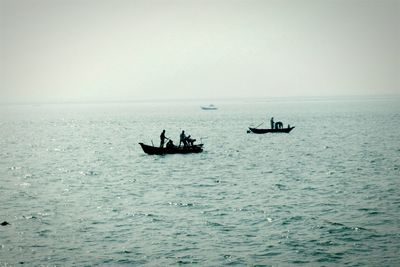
[1,98,399,266]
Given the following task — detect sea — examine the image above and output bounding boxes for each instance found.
[0,96,399,266]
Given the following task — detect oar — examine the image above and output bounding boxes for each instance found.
[247,122,263,133]
[254,122,263,128]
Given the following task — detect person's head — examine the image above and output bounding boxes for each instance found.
[182,130,185,133]
[163,129,165,133]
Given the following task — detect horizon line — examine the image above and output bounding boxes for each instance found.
[0,93,399,106]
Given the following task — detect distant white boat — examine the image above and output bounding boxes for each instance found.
[201,104,218,110]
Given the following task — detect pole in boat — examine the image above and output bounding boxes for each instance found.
[255,122,263,128]
[247,122,264,133]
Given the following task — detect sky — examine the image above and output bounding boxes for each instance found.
[0,0,399,103]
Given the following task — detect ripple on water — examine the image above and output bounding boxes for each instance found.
[1,99,400,266]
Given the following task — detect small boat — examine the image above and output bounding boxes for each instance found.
[139,143,204,155]
[248,126,295,134]
[201,104,217,110]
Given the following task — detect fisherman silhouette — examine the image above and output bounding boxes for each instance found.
[160,130,168,148]
[275,121,283,129]
[179,130,187,147]
[186,135,196,146]
[166,139,175,148]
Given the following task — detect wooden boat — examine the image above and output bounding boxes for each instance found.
[201,104,217,110]
[139,142,204,155]
[248,126,295,134]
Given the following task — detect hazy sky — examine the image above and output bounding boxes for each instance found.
[0,0,399,103]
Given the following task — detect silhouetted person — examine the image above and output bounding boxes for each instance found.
[186,135,196,146]
[275,121,283,129]
[270,117,274,129]
[179,130,187,147]
[166,139,175,148]
[160,130,168,148]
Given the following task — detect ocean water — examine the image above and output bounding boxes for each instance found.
[0,97,399,266]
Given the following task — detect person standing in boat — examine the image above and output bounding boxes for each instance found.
[179,130,187,147]
[270,117,274,129]
[160,130,168,148]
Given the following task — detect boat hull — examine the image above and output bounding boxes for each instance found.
[201,105,217,110]
[139,143,203,155]
[248,126,295,134]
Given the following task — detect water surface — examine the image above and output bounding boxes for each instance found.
[1,97,399,266]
